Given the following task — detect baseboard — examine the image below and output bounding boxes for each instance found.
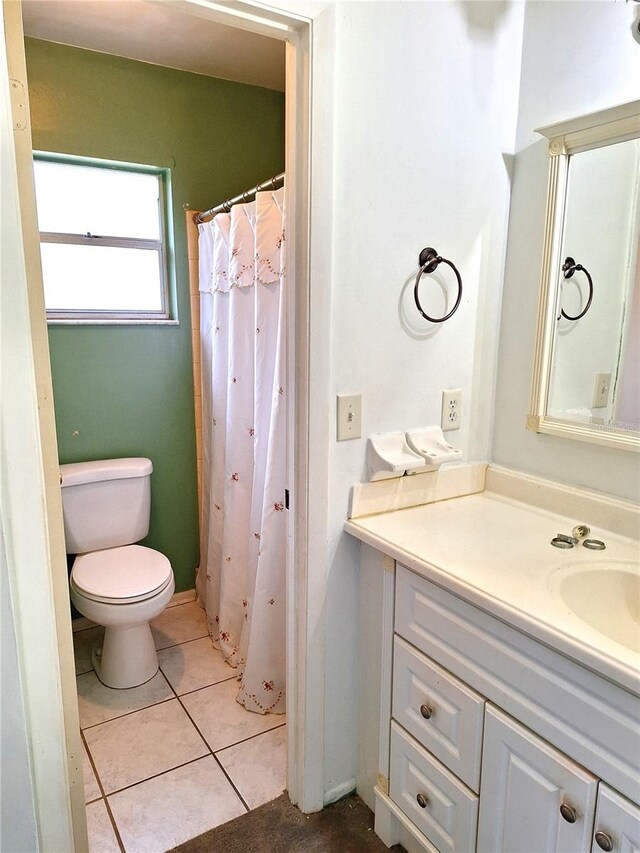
[323,778,357,807]
[72,587,197,632]
[167,588,197,607]
[72,616,95,633]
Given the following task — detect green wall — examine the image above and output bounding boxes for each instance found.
[25,38,285,592]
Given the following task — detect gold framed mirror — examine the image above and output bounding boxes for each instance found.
[528,100,640,452]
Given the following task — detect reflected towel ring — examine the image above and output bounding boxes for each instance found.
[561,257,593,321]
[414,247,463,323]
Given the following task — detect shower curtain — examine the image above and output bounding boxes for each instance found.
[196,188,286,715]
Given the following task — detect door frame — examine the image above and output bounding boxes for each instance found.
[2,1,320,849]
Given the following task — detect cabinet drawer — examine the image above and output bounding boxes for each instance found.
[390,720,478,853]
[393,635,484,792]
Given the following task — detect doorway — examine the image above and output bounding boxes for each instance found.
[2,0,314,849]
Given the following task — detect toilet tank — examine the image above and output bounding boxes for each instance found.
[60,458,153,554]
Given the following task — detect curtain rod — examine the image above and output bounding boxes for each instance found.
[194,172,285,224]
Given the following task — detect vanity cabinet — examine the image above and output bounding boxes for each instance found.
[357,550,640,853]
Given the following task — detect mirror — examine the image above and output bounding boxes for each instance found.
[529,100,640,451]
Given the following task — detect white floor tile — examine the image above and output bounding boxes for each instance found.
[151,602,208,650]
[77,670,174,730]
[86,800,120,853]
[216,725,287,810]
[74,626,105,675]
[158,637,236,695]
[83,741,102,804]
[84,699,209,794]
[181,678,284,752]
[108,756,246,853]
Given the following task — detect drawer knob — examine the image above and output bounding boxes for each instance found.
[594,831,614,852]
[416,792,428,809]
[560,803,577,824]
[419,703,433,720]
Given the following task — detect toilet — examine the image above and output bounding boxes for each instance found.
[60,457,175,689]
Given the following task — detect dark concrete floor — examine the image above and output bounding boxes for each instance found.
[169,793,405,853]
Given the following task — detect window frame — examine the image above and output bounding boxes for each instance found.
[34,152,177,325]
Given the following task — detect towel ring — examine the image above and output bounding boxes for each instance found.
[560,257,593,321]
[414,247,463,323]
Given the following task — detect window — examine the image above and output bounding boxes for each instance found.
[33,155,173,322]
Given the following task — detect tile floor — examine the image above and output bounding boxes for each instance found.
[75,598,287,853]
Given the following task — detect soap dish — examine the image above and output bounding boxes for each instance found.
[367,433,426,482]
[405,426,462,470]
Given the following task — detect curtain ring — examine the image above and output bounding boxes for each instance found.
[414,247,463,323]
[560,257,593,321]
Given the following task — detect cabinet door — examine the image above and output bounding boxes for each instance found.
[477,705,598,853]
[591,785,640,853]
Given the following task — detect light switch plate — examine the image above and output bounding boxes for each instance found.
[592,373,611,409]
[337,394,362,441]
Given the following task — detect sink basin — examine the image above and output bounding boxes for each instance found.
[551,562,640,653]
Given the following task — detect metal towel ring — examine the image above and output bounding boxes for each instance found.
[414,248,463,323]
[560,257,593,321]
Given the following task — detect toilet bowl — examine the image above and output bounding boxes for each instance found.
[61,457,176,689]
[70,544,174,688]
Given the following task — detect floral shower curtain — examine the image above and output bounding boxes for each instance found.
[196,188,286,715]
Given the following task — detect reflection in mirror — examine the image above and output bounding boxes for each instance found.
[530,100,640,451]
[548,138,640,432]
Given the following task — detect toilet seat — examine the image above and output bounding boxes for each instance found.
[71,544,173,604]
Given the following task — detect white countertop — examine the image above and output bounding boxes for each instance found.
[345,489,640,696]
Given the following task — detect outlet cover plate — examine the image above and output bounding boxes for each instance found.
[441,388,462,432]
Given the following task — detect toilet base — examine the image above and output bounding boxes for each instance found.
[92,622,159,689]
[70,567,174,689]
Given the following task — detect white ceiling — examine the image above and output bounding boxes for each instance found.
[21,0,285,91]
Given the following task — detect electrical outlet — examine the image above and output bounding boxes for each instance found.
[592,373,611,409]
[337,394,362,441]
[441,389,462,432]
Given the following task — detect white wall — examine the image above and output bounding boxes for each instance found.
[321,0,524,797]
[492,0,640,501]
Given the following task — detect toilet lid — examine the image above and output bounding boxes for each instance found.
[71,545,173,603]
